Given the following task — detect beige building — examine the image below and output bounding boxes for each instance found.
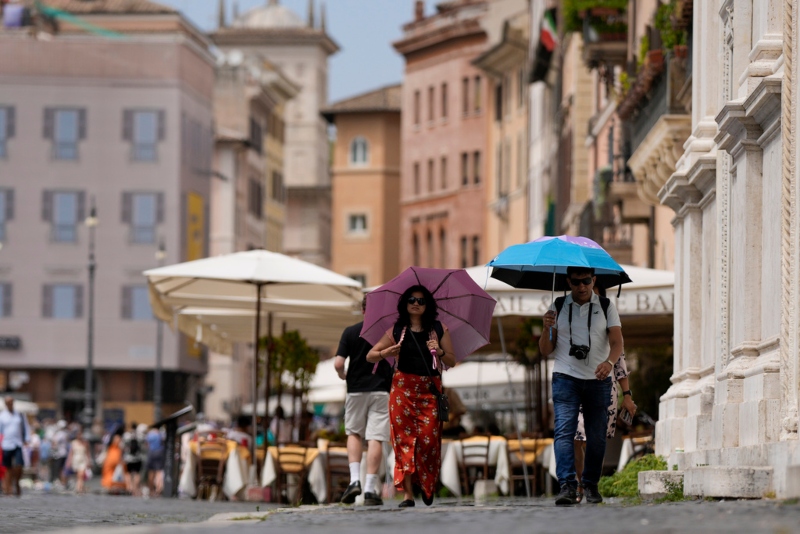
[473,9,530,259]
[0,0,216,425]
[211,0,339,267]
[205,51,298,421]
[323,85,402,288]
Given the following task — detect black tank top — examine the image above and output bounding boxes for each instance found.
[396,329,440,377]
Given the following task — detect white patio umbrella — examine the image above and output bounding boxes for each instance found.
[144,250,362,469]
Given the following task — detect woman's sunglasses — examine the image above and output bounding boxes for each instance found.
[407,297,427,306]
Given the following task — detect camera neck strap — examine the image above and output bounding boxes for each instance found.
[568,300,593,349]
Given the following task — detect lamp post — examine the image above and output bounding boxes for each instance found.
[83,199,98,429]
[153,239,166,423]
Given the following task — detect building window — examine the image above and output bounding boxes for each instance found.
[440,156,447,189]
[0,283,11,318]
[517,134,525,187]
[504,140,511,191]
[494,81,503,122]
[496,142,504,195]
[0,106,15,159]
[124,109,164,161]
[428,86,435,122]
[350,136,369,165]
[249,116,263,154]
[43,190,85,243]
[428,159,435,192]
[349,274,367,286]
[440,229,447,268]
[43,284,83,319]
[441,83,448,119]
[271,171,285,203]
[122,285,152,320]
[518,68,526,109]
[122,192,163,244]
[0,189,13,243]
[414,162,421,195]
[348,213,367,234]
[413,233,420,266]
[461,152,469,186]
[474,76,482,112]
[462,77,470,115]
[414,90,421,126]
[504,74,512,115]
[473,151,481,184]
[44,108,86,160]
[248,179,264,219]
[427,231,434,268]
[460,236,468,269]
[472,235,480,266]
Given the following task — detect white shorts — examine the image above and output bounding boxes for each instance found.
[344,392,390,442]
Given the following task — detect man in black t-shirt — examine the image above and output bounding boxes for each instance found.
[334,296,393,506]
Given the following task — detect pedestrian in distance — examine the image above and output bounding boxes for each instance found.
[572,285,637,503]
[539,267,624,506]
[123,422,144,497]
[145,426,165,497]
[367,285,456,508]
[65,426,91,494]
[334,295,394,506]
[0,396,31,496]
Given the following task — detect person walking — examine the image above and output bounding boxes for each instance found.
[334,296,393,506]
[123,422,144,496]
[101,426,126,494]
[65,426,90,494]
[0,396,30,496]
[367,285,456,508]
[539,267,624,506]
[145,426,165,497]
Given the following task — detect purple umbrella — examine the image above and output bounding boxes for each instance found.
[360,266,497,366]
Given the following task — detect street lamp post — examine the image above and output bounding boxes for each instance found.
[83,200,98,429]
[153,239,166,423]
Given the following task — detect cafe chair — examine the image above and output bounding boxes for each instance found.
[274,442,311,505]
[506,438,538,496]
[325,442,351,504]
[458,435,491,496]
[196,439,228,501]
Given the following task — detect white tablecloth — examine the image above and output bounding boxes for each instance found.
[260,449,327,503]
[178,446,248,499]
[439,437,510,497]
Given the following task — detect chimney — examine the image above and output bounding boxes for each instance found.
[414,0,424,21]
[308,0,315,28]
[217,0,225,28]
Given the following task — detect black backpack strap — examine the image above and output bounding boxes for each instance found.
[599,296,610,333]
[554,296,566,320]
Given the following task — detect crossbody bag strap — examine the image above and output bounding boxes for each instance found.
[408,329,442,395]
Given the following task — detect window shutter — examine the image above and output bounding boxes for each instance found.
[76,191,86,222]
[3,284,11,317]
[121,286,132,319]
[5,190,14,221]
[157,110,166,141]
[74,285,84,318]
[42,285,52,318]
[156,192,165,223]
[122,109,133,141]
[121,192,132,223]
[43,108,54,140]
[203,201,210,257]
[78,109,87,140]
[41,190,53,222]
[6,107,15,139]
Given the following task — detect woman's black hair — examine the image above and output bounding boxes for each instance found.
[396,284,438,333]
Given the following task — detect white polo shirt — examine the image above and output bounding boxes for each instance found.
[0,410,27,450]
[549,293,622,381]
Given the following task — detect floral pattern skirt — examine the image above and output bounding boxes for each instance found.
[389,370,442,499]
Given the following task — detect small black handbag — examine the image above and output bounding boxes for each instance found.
[410,329,450,423]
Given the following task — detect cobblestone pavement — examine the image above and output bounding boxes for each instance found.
[3,492,800,534]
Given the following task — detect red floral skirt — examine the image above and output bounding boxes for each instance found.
[390,370,442,499]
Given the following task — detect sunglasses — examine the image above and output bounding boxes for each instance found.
[407,297,427,306]
[569,277,593,286]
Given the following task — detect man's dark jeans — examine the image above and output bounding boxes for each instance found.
[552,372,612,489]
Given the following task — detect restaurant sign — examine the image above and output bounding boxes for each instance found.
[0,336,21,350]
[491,288,674,317]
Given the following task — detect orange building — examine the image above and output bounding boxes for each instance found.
[394,1,490,270]
[323,85,402,288]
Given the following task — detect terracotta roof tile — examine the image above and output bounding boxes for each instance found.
[322,84,402,117]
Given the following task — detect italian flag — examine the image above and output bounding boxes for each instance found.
[541,10,557,52]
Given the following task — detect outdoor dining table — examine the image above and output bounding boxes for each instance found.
[177,439,250,499]
[260,444,325,502]
[439,435,510,497]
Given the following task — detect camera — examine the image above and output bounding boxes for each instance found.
[569,344,590,360]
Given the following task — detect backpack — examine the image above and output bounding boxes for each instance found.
[554,296,611,333]
[125,434,140,457]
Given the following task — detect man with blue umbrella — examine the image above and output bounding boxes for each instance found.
[539,267,624,506]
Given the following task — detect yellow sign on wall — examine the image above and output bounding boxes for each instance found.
[186,191,205,358]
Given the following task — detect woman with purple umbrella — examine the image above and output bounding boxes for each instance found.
[366,285,456,508]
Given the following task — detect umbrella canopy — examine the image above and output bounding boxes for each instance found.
[360,266,496,363]
[0,399,38,415]
[487,235,632,291]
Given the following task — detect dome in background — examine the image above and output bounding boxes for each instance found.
[233,0,305,29]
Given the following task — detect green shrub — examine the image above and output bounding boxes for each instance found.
[563,0,628,33]
[598,454,667,498]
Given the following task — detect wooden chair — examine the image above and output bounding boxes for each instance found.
[196,439,228,501]
[274,442,311,505]
[506,438,539,496]
[325,442,351,504]
[458,435,491,496]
